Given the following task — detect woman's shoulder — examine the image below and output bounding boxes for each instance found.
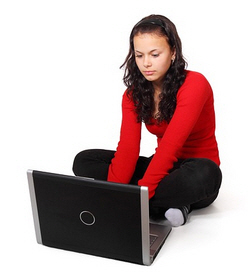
[122,89,132,101]
[177,70,213,102]
[121,89,135,108]
[182,70,212,93]
[184,70,210,84]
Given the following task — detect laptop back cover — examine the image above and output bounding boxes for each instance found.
[28,170,145,264]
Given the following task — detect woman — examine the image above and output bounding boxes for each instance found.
[73,14,222,227]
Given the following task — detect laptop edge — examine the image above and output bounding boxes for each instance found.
[140,185,151,265]
[27,170,42,244]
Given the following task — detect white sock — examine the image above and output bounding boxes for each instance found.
[165,208,185,227]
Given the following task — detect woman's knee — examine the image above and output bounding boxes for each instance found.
[182,158,222,193]
[199,159,222,189]
[72,149,115,177]
[72,150,91,176]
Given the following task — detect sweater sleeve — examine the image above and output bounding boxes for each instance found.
[138,72,212,198]
[107,91,142,184]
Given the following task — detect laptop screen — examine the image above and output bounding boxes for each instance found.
[31,171,145,264]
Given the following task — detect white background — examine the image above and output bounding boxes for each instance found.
[1,0,250,275]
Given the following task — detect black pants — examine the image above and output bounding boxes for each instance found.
[73,149,222,216]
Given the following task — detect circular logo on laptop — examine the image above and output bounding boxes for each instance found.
[79,211,95,226]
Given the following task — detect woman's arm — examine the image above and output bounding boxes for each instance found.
[108,91,142,184]
[138,72,213,198]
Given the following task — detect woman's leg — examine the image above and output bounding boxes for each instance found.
[72,149,152,182]
[150,158,222,216]
[72,149,115,180]
[73,152,222,225]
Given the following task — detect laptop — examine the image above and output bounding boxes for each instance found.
[27,170,172,265]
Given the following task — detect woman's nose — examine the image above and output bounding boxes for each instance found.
[143,56,151,68]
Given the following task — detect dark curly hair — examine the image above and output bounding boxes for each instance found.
[121,14,187,124]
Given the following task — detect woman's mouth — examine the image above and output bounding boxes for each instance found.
[144,71,155,76]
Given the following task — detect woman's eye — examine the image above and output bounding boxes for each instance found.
[135,55,143,58]
[152,54,159,58]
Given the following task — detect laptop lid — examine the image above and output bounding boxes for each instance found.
[27,170,151,265]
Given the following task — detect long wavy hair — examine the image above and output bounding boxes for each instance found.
[121,14,187,124]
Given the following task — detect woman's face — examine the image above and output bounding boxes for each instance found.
[133,32,175,89]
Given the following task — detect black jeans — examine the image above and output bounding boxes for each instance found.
[73,149,222,216]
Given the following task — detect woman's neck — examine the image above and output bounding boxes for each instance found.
[153,80,163,94]
[152,83,162,119]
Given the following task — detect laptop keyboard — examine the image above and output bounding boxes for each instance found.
[150,234,158,247]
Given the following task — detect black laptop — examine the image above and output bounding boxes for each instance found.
[27,170,171,265]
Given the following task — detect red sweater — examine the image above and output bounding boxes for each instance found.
[108,71,220,198]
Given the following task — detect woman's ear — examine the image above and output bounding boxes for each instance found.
[172,47,176,61]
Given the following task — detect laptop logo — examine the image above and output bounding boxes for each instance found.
[79,211,95,226]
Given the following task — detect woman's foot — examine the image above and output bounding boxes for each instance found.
[164,206,190,227]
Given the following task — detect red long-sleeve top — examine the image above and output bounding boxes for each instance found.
[108,71,220,198]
